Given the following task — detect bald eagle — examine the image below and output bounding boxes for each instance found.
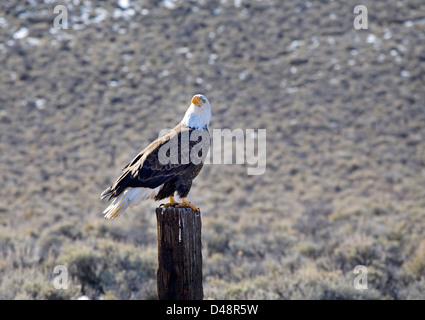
[100,94,211,219]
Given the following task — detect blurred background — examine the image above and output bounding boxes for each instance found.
[0,0,424,299]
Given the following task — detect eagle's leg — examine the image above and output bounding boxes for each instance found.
[176,197,199,212]
[162,196,178,208]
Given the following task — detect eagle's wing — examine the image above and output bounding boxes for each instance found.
[101,124,209,200]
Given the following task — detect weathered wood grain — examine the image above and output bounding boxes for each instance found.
[156,207,203,300]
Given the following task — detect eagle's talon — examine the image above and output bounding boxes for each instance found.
[176,197,200,212]
[160,203,174,208]
[161,196,178,208]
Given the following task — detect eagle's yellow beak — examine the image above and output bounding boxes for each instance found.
[191,96,200,105]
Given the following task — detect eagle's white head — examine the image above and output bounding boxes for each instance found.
[181,94,211,130]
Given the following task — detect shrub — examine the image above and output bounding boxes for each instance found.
[403,241,425,280]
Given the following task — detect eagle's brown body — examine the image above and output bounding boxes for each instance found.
[101,123,209,201]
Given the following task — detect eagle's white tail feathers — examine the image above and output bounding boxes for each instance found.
[103,188,157,220]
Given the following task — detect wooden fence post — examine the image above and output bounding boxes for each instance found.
[156,207,203,300]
